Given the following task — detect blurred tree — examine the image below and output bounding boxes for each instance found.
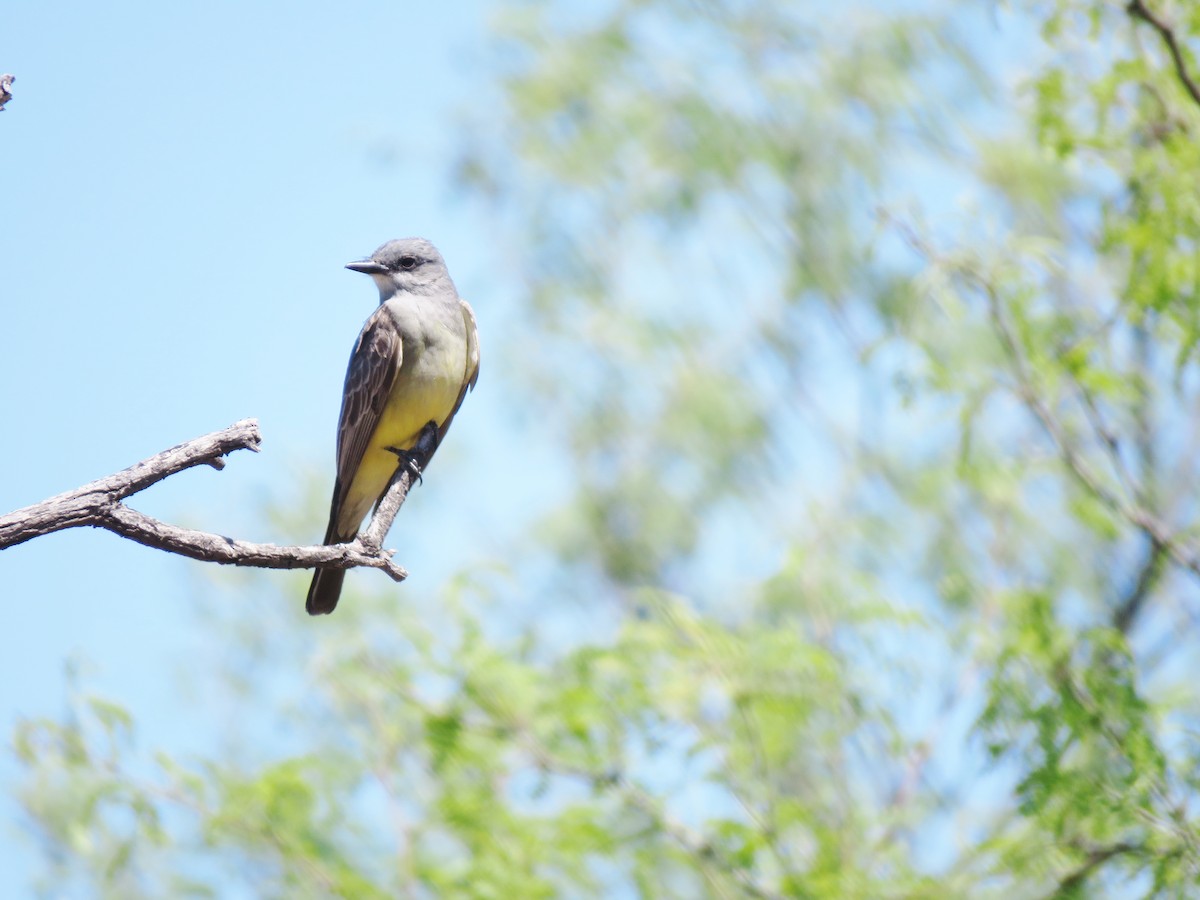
[15,0,1200,896]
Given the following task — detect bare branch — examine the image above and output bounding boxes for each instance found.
[1128,0,1200,110]
[0,418,441,586]
[0,74,12,112]
[0,419,265,547]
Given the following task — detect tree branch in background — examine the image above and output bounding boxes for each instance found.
[0,418,440,584]
[1128,0,1200,109]
[887,215,1198,631]
[1113,538,1167,633]
[0,74,13,111]
[981,281,1200,590]
[1050,841,1143,898]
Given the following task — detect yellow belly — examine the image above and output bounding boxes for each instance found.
[337,344,463,535]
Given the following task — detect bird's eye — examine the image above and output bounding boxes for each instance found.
[398,256,418,270]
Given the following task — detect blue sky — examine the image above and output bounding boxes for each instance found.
[0,1,544,887]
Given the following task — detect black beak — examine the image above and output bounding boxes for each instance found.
[345,258,388,275]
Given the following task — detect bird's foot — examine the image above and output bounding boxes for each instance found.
[384,446,424,485]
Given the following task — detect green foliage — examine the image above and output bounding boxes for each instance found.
[16,0,1200,896]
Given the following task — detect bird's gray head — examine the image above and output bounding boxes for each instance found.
[345,237,456,300]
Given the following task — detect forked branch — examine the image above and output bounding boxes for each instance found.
[0,418,438,584]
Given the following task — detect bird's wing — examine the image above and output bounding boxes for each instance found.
[438,298,481,444]
[330,306,402,532]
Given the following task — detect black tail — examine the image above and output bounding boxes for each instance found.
[309,482,350,615]
[306,566,345,615]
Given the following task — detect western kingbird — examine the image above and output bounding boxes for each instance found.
[306,238,480,615]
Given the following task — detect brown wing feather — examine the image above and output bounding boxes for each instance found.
[436,298,481,445]
[329,307,402,537]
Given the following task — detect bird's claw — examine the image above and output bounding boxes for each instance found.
[384,446,424,485]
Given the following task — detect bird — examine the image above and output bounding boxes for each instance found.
[306,238,480,615]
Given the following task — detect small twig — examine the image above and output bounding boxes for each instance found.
[1073,379,1134,489]
[1127,0,1200,110]
[0,74,12,112]
[0,418,426,584]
